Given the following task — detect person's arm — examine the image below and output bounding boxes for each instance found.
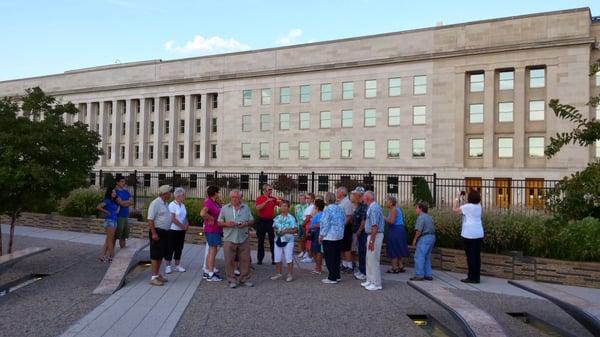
[452,198,462,214]
[115,196,131,207]
[412,217,423,246]
[200,205,214,223]
[255,196,271,211]
[384,207,397,224]
[96,201,108,215]
[217,209,236,228]
[147,204,158,241]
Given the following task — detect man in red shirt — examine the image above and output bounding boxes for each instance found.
[255,183,280,265]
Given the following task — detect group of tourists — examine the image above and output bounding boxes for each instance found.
[99,178,485,289]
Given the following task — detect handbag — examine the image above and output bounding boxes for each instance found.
[275,236,288,247]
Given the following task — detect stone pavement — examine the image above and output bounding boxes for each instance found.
[3,224,600,337]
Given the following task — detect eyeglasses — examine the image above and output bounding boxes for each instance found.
[266,189,273,191]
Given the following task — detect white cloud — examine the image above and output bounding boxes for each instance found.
[164,35,251,55]
[276,28,304,46]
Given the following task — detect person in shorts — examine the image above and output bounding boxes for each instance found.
[114,175,132,249]
[147,185,172,286]
[97,187,119,263]
[270,200,297,282]
[200,185,223,281]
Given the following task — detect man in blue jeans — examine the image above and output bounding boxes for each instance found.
[410,202,436,281]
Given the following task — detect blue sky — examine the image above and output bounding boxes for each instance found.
[1,0,598,81]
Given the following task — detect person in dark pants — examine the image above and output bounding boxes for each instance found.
[453,190,484,284]
[147,185,173,286]
[318,192,346,284]
[255,183,280,265]
[350,187,367,280]
[165,187,189,274]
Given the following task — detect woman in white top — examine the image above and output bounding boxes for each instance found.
[165,187,189,274]
[453,190,484,284]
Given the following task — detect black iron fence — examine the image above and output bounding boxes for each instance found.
[90,170,558,213]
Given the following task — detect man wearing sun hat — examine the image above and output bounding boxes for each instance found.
[147,185,172,286]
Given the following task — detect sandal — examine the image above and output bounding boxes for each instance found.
[386,268,398,274]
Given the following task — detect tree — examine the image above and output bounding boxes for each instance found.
[272,174,298,198]
[543,60,600,220]
[0,87,102,255]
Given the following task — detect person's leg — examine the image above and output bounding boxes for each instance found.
[119,217,129,248]
[266,220,275,263]
[101,226,110,259]
[274,245,283,275]
[414,238,426,277]
[284,242,294,276]
[424,236,436,278]
[358,232,367,275]
[256,220,266,263]
[207,245,218,274]
[222,241,236,283]
[333,240,342,280]
[164,230,175,267]
[473,238,482,281]
[322,241,334,281]
[365,234,374,282]
[238,240,252,283]
[314,253,323,272]
[174,230,186,266]
[202,241,209,272]
[371,234,383,287]
[463,238,474,280]
[106,227,116,258]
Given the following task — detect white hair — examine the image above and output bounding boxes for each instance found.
[336,186,348,196]
[173,187,186,198]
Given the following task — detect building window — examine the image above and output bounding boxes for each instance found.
[150,121,155,135]
[211,143,217,159]
[387,140,400,158]
[165,120,170,134]
[320,83,332,101]
[164,145,169,159]
[498,102,514,122]
[242,90,252,106]
[120,146,125,160]
[469,138,484,158]
[136,101,141,113]
[196,95,202,109]
[498,137,513,158]
[179,120,185,134]
[319,141,330,159]
[211,117,217,133]
[122,122,126,136]
[279,142,289,159]
[179,144,185,159]
[180,98,185,111]
[298,142,309,159]
[242,115,251,132]
[413,75,427,95]
[388,107,400,126]
[150,99,155,112]
[165,99,170,111]
[528,137,545,158]
[341,110,353,128]
[365,80,377,98]
[136,122,140,135]
[195,144,201,159]
[413,106,426,125]
[299,112,310,129]
[300,85,310,103]
[280,87,290,104]
[529,68,545,88]
[149,145,154,159]
[364,108,376,127]
[412,139,425,157]
[261,88,272,105]
[260,114,272,131]
[320,111,331,128]
[107,146,112,159]
[259,142,270,159]
[279,113,290,130]
[469,104,484,124]
[529,100,545,121]
[241,143,251,159]
[109,123,113,136]
[469,73,484,92]
[212,94,218,108]
[342,82,354,100]
[363,140,375,158]
[499,71,514,90]
[195,119,201,133]
[389,78,401,96]
[108,103,113,115]
[341,140,352,159]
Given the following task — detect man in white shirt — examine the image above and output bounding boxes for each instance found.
[147,185,172,286]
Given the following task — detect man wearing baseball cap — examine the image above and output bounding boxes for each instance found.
[147,185,172,286]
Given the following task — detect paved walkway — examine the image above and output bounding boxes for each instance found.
[3,224,600,337]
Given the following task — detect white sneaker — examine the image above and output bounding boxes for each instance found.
[354,272,367,280]
[321,278,338,284]
[361,281,372,287]
[297,251,305,258]
[301,257,314,263]
[366,284,382,291]
[165,265,172,274]
[286,274,294,282]
[174,265,186,272]
[234,269,241,276]
[270,274,283,281]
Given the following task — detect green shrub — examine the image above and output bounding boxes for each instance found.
[552,217,600,261]
[59,187,104,217]
[412,177,433,205]
[546,161,600,221]
[184,198,204,226]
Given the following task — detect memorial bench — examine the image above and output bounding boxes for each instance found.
[508,280,600,337]
[93,238,149,295]
[408,280,508,337]
[0,247,50,273]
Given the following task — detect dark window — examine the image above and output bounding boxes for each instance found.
[196,95,202,109]
[363,175,374,191]
[89,173,96,186]
[259,174,268,191]
[318,175,329,192]
[240,175,250,190]
[212,94,218,108]
[158,173,166,185]
[190,174,197,188]
[386,176,399,193]
[298,175,308,191]
[206,173,215,186]
[144,174,151,187]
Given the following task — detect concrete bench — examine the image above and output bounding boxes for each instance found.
[0,247,50,273]
[93,238,150,295]
[509,280,600,337]
[408,281,507,337]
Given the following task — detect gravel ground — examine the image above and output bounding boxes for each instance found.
[0,235,110,337]
[172,264,594,337]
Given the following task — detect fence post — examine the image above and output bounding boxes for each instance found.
[133,169,138,209]
[99,169,103,187]
[432,173,437,208]
[311,171,315,193]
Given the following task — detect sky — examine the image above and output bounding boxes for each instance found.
[0,0,599,81]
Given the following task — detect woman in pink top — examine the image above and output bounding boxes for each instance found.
[200,186,223,281]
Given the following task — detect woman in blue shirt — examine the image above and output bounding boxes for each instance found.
[271,200,298,282]
[309,199,325,274]
[97,187,119,263]
[384,196,408,273]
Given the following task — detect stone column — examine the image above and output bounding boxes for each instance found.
[111,100,121,167]
[98,101,108,167]
[198,94,210,166]
[483,69,495,169]
[139,98,148,167]
[453,72,466,167]
[153,96,163,167]
[513,67,526,168]
[124,99,134,167]
[167,95,176,167]
[183,94,193,166]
